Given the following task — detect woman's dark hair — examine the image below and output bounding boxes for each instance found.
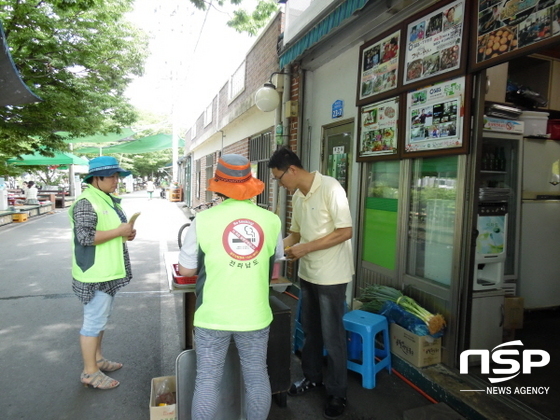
[268,147,304,171]
[28,181,35,187]
[85,176,105,185]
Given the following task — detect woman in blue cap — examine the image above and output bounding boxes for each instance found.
[69,156,136,389]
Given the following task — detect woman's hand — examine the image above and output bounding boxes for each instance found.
[127,228,137,242]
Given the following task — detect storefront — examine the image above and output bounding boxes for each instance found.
[280,0,560,417]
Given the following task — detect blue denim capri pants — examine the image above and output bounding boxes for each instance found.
[80,290,115,337]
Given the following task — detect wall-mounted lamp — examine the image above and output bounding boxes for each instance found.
[255,71,290,112]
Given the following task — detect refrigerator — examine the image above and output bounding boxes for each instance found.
[469,130,520,357]
[518,138,560,309]
[469,288,505,363]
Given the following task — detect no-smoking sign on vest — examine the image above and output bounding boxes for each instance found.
[222,219,265,261]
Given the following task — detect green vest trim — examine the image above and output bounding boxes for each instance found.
[194,199,281,331]
[69,186,126,283]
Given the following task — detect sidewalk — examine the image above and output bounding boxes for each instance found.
[0,190,535,420]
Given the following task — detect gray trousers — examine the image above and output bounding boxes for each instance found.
[300,278,348,398]
[191,326,271,420]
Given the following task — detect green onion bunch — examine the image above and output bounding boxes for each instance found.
[358,285,446,335]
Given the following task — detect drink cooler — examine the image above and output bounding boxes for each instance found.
[175,296,291,419]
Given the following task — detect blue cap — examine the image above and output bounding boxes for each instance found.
[83,156,131,181]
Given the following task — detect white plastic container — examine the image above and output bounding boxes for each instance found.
[519,111,549,137]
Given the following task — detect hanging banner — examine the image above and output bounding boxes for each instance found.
[404,76,465,154]
[357,30,401,104]
[358,96,399,160]
[404,0,466,85]
[474,0,560,68]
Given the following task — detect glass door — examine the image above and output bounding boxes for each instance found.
[322,120,353,195]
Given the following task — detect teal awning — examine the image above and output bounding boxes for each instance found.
[279,0,370,68]
[7,151,88,166]
[75,134,184,155]
[59,128,135,144]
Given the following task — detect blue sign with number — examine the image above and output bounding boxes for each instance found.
[332,100,343,119]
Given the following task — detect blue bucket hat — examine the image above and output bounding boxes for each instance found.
[83,156,131,182]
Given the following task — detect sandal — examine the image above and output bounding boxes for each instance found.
[80,371,119,389]
[97,358,123,372]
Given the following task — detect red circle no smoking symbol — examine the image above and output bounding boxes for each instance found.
[222,219,264,261]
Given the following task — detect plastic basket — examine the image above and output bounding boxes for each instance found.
[172,264,197,284]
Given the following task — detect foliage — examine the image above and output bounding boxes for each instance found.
[226,0,278,36]
[0,0,148,159]
[189,0,277,36]
[129,149,173,180]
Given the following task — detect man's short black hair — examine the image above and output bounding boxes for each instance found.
[268,147,304,171]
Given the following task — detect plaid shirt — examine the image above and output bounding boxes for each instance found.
[71,196,132,304]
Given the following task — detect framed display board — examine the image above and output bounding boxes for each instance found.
[357,29,401,106]
[403,0,468,88]
[471,0,560,71]
[357,96,400,161]
[404,76,469,156]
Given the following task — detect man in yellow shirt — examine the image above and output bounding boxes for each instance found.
[268,147,354,419]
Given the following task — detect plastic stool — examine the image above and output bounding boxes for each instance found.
[343,310,391,389]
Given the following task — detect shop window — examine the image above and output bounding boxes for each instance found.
[362,160,400,270]
[407,155,458,286]
[195,159,201,200]
[229,61,246,101]
[249,132,272,208]
[204,103,213,127]
[205,154,214,203]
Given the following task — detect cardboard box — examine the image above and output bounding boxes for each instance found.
[150,376,176,420]
[504,297,524,329]
[483,116,524,134]
[390,323,441,368]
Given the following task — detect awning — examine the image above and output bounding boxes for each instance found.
[59,128,135,144]
[0,20,42,106]
[7,151,89,166]
[75,134,184,155]
[279,0,370,68]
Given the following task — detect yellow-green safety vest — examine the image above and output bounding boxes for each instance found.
[69,186,126,283]
[194,198,281,331]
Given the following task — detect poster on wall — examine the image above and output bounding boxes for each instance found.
[405,76,465,154]
[358,97,399,160]
[404,0,465,85]
[474,0,560,66]
[357,30,400,104]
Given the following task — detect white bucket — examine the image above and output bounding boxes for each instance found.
[520,111,549,137]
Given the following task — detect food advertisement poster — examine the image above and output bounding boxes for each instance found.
[404,0,465,85]
[405,76,464,153]
[358,30,400,103]
[476,0,560,64]
[359,97,399,158]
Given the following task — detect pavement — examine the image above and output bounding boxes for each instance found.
[0,189,445,420]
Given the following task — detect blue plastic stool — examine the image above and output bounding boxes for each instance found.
[342,310,392,389]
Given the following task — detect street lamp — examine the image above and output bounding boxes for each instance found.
[254,71,290,112]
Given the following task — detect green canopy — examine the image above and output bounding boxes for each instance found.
[75,134,184,155]
[7,151,89,166]
[58,128,135,144]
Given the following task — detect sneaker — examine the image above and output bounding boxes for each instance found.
[324,395,347,419]
[287,377,323,396]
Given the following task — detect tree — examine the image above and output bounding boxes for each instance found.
[189,0,278,36]
[0,0,148,160]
